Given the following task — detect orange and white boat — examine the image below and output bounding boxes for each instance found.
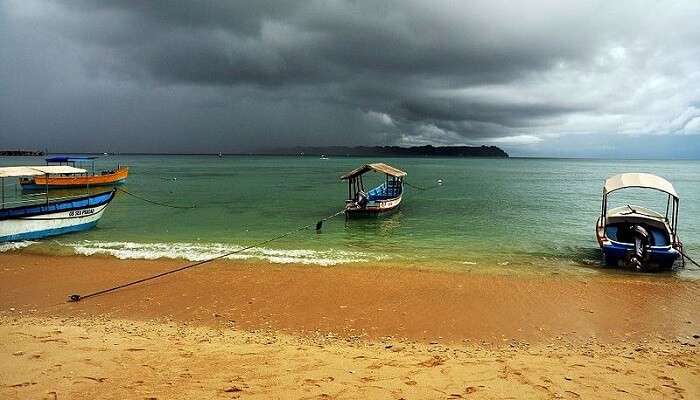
[20,156,128,190]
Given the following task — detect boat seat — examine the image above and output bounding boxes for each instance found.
[605,223,669,246]
[650,228,669,246]
[367,182,402,201]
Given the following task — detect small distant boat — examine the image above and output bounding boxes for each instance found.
[341,163,406,218]
[1,166,116,242]
[320,154,329,160]
[218,152,223,158]
[596,173,682,271]
[19,156,128,190]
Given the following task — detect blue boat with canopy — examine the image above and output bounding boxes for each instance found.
[20,156,128,190]
[596,173,682,271]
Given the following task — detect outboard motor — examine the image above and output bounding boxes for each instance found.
[628,225,650,271]
[354,190,369,208]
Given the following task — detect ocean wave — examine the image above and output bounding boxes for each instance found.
[63,240,380,266]
[0,241,36,252]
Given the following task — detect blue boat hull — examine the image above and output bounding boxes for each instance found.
[601,241,679,269]
[0,221,98,242]
[0,190,115,242]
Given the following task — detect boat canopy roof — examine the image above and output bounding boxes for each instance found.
[46,156,97,163]
[604,173,678,198]
[341,163,407,180]
[0,165,87,178]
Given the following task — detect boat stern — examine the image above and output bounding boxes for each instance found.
[600,240,680,270]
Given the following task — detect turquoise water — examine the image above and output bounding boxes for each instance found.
[1,155,699,277]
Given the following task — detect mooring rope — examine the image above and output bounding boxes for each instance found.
[68,208,345,302]
[676,245,700,270]
[403,180,443,191]
[116,187,196,209]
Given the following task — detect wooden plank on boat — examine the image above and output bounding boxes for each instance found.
[340,163,406,180]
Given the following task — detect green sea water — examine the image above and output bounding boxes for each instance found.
[1,155,699,278]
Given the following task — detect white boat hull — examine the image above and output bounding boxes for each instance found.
[0,203,109,242]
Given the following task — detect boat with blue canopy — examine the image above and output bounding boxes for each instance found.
[1,166,116,242]
[340,163,406,218]
[20,156,128,190]
[596,173,682,271]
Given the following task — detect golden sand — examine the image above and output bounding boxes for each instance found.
[1,253,699,398]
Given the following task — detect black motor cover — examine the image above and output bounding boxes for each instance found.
[355,191,369,208]
[628,225,650,270]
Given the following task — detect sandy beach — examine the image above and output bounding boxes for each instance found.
[1,253,699,399]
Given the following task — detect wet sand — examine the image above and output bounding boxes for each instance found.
[1,253,699,398]
[1,253,699,343]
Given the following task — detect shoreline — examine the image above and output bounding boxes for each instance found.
[1,253,699,344]
[6,242,700,280]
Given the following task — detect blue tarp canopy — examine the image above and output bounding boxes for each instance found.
[46,156,97,163]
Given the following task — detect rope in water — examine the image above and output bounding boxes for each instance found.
[68,208,346,302]
[676,245,700,270]
[403,180,443,191]
[116,187,196,209]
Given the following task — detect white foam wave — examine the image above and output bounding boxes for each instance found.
[64,240,379,266]
[0,241,36,252]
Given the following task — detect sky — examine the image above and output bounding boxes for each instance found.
[1,0,699,158]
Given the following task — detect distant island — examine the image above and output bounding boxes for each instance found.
[0,149,45,156]
[264,145,509,158]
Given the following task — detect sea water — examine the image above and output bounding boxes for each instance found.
[1,155,698,278]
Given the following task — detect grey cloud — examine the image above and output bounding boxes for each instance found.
[399,97,590,128]
[1,0,699,155]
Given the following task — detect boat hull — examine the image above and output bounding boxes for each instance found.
[599,241,679,269]
[345,196,402,218]
[0,190,115,242]
[595,217,679,270]
[20,167,128,190]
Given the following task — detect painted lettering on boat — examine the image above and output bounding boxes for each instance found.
[69,208,96,217]
[381,200,397,208]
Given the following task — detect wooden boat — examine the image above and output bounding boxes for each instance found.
[20,156,128,190]
[596,173,681,271]
[340,163,406,218]
[1,166,115,242]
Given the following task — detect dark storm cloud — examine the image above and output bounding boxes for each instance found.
[400,97,589,128]
[1,0,699,154]
[65,1,588,88]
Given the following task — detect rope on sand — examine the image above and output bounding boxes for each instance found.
[68,208,345,303]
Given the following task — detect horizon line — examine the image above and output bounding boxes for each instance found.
[1,152,698,161]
